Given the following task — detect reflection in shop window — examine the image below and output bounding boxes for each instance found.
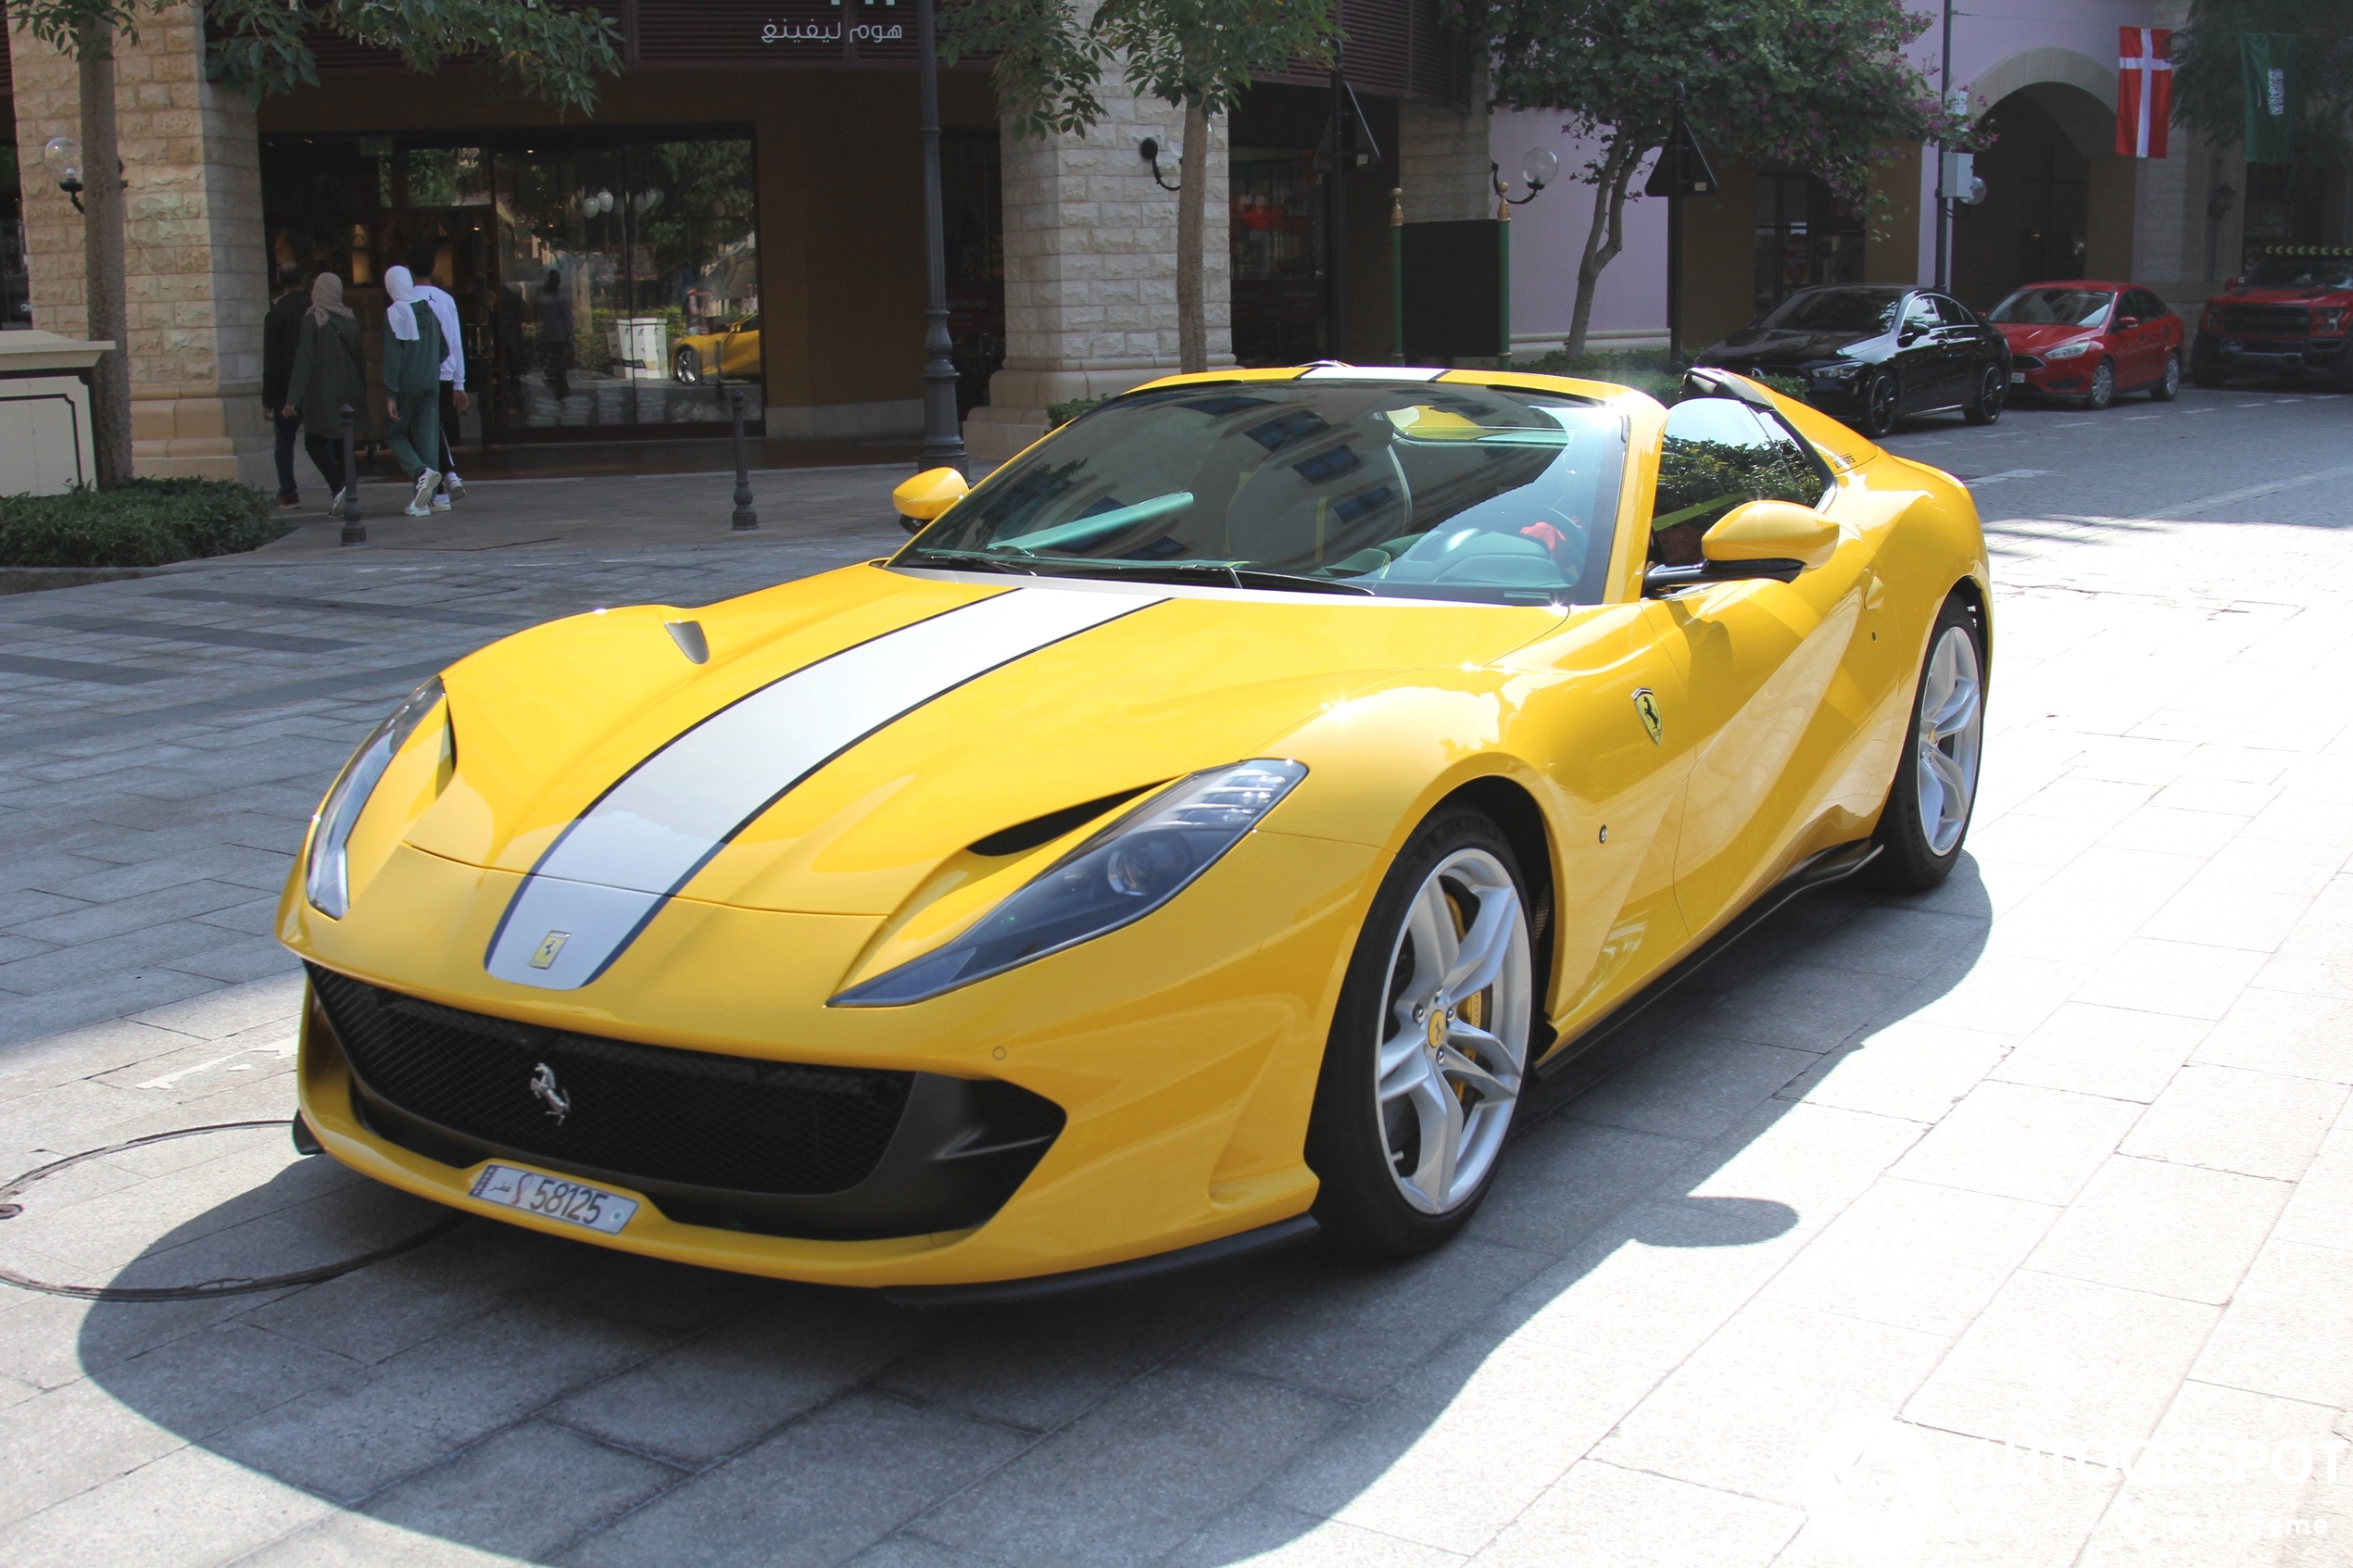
[1752,172,1865,323]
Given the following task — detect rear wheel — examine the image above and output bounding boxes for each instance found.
[2084,358,2115,410]
[1856,371,1900,438]
[1307,809,1533,1257]
[673,345,703,384]
[2150,352,2182,400]
[1872,596,1986,891]
[1963,363,2005,425]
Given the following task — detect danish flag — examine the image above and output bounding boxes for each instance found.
[2117,28,2173,157]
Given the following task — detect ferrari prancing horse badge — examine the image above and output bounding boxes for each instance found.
[1632,688,1664,745]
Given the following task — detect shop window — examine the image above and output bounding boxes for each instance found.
[262,128,759,442]
[1231,147,1326,367]
[1753,173,1864,321]
[942,130,1005,419]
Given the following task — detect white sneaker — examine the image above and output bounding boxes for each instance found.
[324,488,345,517]
[444,474,465,501]
[429,494,452,512]
[409,470,440,513]
[405,501,433,518]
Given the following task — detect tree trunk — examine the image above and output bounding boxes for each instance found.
[1564,140,1642,359]
[1176,96,1209,374]
[79,32,132,487]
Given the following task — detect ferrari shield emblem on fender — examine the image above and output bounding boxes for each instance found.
[1632,688,1665,746]
[528,931,571,970]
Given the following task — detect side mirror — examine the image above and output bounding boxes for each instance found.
[1644,500,1839,596]
[1898,328,1923,345]
[893,467,968,533]
[2116,316,2141,331]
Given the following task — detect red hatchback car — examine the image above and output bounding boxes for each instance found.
[1985,281,2185,408]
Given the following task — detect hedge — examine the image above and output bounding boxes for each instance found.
[0,479,292,569]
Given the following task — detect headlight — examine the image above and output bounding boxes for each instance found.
[833,759,1308,1006]
[304,677,445,919]
[2045,340,2095,360]
[2319,308,2347,333]
[1814,362,1865,381]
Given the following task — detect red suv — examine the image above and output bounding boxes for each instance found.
[1985,281,2184,408]
[2191,247,2353,391]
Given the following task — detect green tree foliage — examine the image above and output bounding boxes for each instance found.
[942,0,1335,372]
[2171,0,2353,167]
[1466,0,1966,355]
[199,0,623,111]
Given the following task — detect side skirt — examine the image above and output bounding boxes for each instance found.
[1522,839,1882,1116]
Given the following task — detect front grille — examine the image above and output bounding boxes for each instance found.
[2221,304,2310,337]
[309,964,911,1197]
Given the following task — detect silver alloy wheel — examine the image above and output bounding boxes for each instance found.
[2088,359,2114,408]
[1915,625,1984,857]
[1375,847,1532,1214]
[2160,354,2181,396]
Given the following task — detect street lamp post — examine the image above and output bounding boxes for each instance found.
[914,0,967,475]
[1490,149,1556,372]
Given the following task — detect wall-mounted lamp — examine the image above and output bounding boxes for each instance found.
[2207,180,2238,220]
[1138,137,1181,193]
[1491,147,1558,209]
[43,134,86,215]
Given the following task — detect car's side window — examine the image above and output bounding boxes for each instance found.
[1932,295,1978,329]
[2129,290,2168,322]
[1649,398,1825,566]
[1901,295,1941,335]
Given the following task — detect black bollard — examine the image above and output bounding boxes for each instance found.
[339,403,366,546]
[729,386,759,531]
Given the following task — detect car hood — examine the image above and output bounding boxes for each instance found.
[1703,327,1885,366]
[1995,323,2102,349]
[397,565,1557,978]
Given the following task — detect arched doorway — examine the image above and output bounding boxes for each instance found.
[1953,82,2135,308]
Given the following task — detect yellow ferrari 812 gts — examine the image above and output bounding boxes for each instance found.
[282,364,1989,1300]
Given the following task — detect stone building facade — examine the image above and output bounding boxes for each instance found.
[8,6,273,484]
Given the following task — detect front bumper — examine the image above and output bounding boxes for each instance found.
[2007,356,2093,395]
[2199,332,2347,370]
[287,834,1379,1287]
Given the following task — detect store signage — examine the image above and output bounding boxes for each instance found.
[762,0,903,44]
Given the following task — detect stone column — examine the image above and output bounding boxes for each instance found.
[1402,56,1491,224]
[7,4,273,484]
[963,69,1232,465]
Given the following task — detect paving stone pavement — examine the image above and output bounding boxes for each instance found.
[1,387,2350,1566]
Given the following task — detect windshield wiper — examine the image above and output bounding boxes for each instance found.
[1039,560,1375,596]
[898,549,1038,576]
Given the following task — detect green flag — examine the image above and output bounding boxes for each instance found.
[2241,32,2298,163]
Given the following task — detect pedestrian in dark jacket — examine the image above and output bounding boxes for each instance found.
[534,269,574,403]
[382,265,448,516]
[260,263,309,508]
[281,272,366,515]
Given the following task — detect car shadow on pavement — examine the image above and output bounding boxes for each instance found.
[73,859,1993,1567]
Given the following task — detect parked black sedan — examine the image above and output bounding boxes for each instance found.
[1692,285,2012,437]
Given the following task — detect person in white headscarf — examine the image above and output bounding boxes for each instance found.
[381,264,447,517]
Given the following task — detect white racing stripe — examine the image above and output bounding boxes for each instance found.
[485,587,1165,989]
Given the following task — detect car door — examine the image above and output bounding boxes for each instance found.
[1894,294,1951,411]
[2124,290,2169,384]
[1644,395,1875,940]
[723,316,761,378]
[1932,295,1994,397]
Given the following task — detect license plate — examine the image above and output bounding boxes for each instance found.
[2009,371,2025,383]
[2223,340,2243,351]
[468,1162,637,1234]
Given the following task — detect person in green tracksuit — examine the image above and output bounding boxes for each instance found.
[382,265,447,517]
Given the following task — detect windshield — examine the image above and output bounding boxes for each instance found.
[1988,287,2113,327]
[1757,289,1905,334]
[898,381,1626,605]
[2244,257,2353,290]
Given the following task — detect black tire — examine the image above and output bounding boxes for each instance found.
[1307,808,1534,1258]
[673,345,703,385]
[1963,363,2005,425]
[1856,370,1900,438]
[2190,338,2225,387]
[2084,358,2115,410]
[2149,351,2182,400]
[1873,595,1987,892]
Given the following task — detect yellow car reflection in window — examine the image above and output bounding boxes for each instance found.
[673,315,759,383]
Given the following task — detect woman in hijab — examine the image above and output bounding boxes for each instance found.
[281,271,367,516]
[382,264,448,517]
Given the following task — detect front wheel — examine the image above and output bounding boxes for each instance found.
[1307,809,1534,1258]
[673,345,703,384]
[1856,370,1900,438]
[1872,596,1987,891]
[2150,351,2182,400]
[2084,358,2116,410]
[1964,363,2006,425]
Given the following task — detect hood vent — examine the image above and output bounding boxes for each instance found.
[665,621,710,664]
[966,784,1157,858]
